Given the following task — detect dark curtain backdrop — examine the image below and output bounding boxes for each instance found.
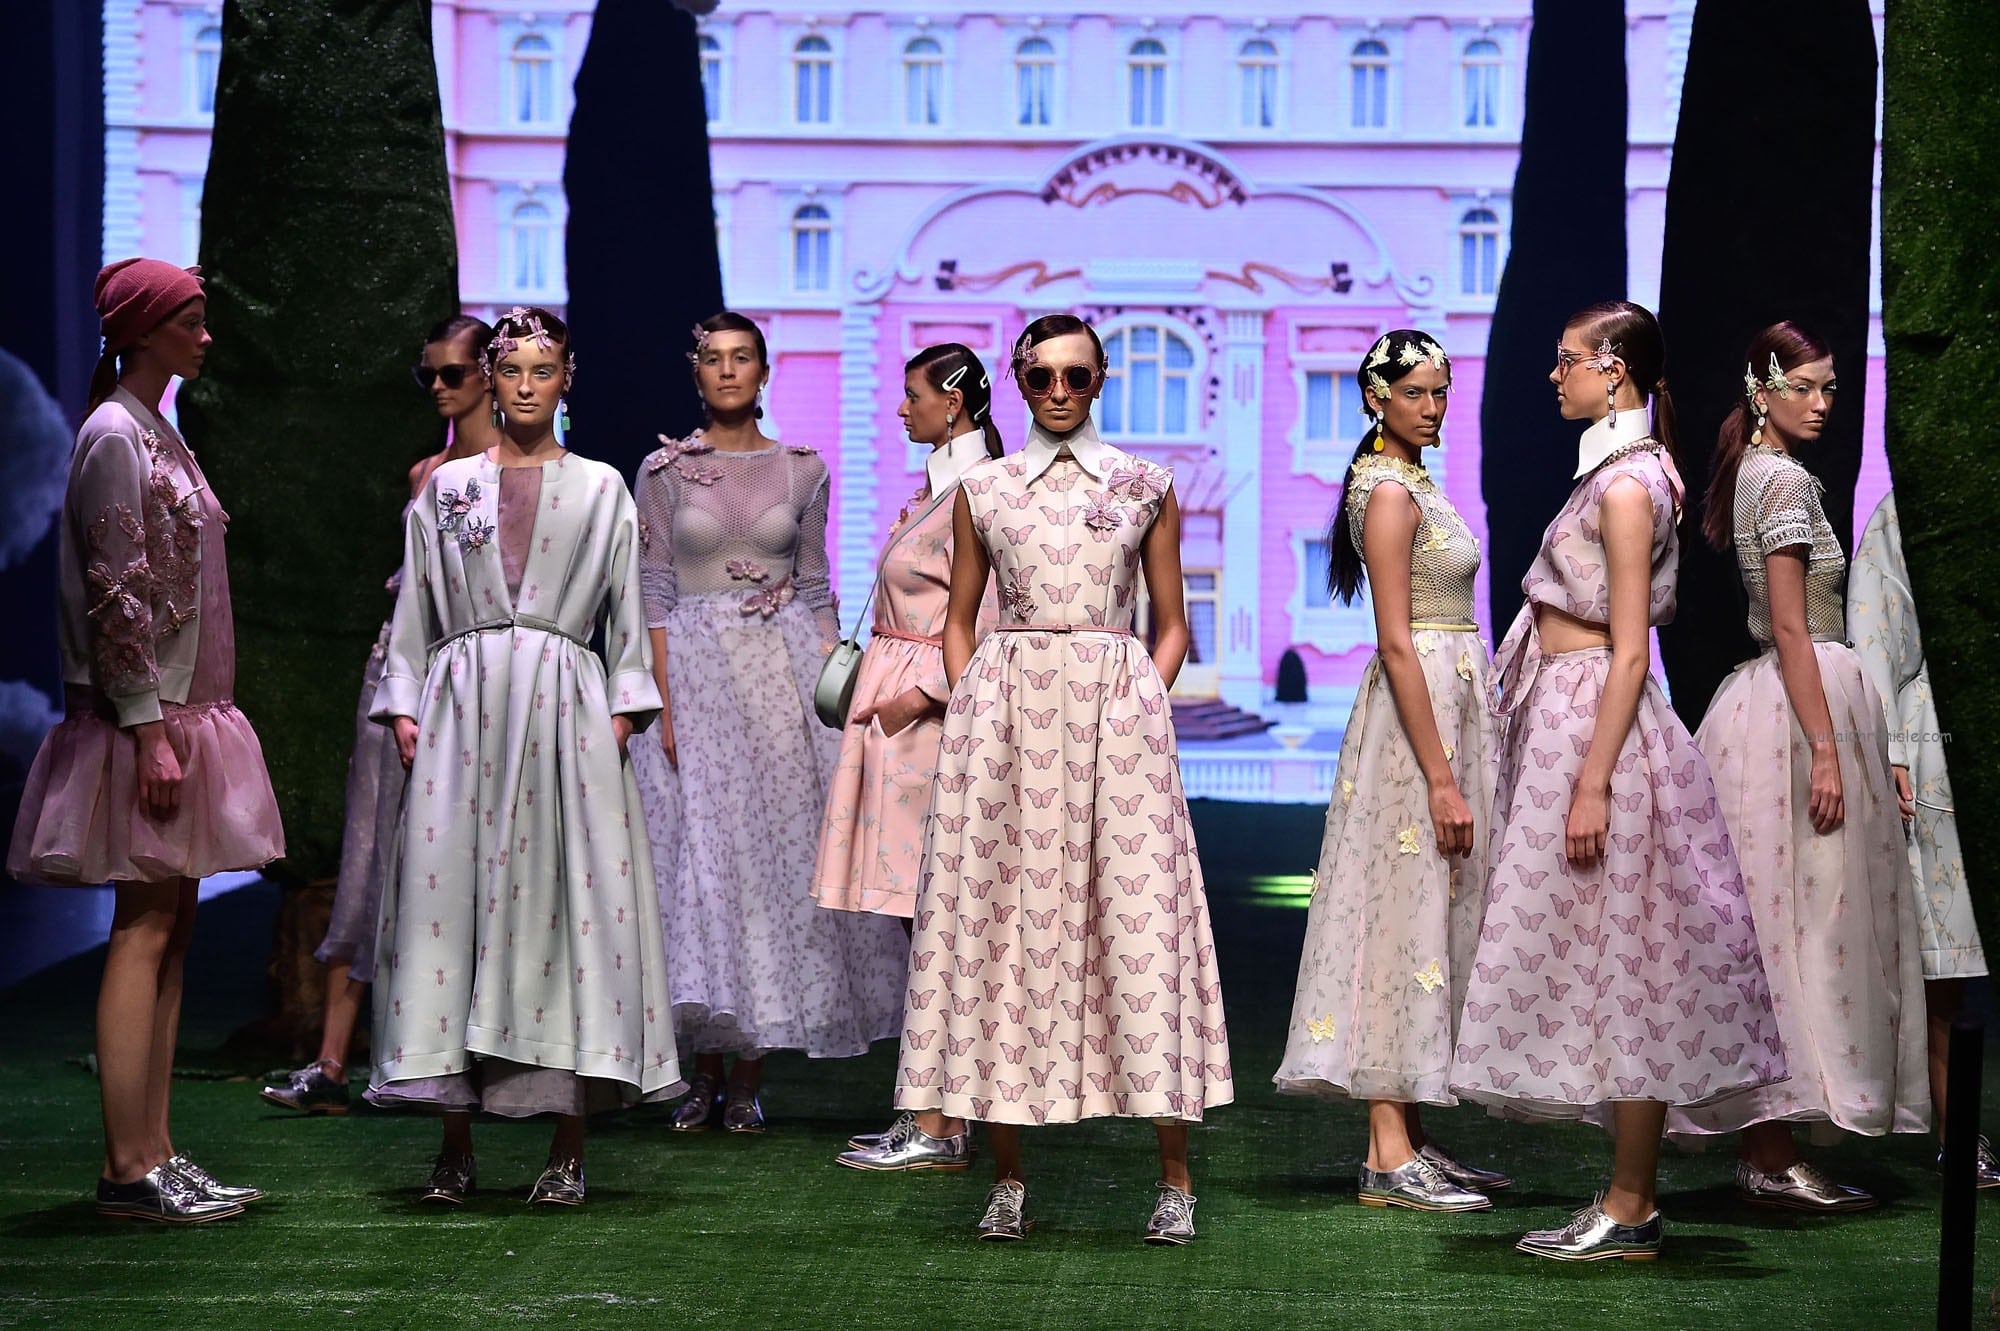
[1656,1,1879,727]
[1480,0,1628,633]
[1882,0,2000,958]
[565,0,725,482]
[179,0,459,881]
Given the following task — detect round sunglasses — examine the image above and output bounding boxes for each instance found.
[411,363,478,390]
[1021,362,1102,399]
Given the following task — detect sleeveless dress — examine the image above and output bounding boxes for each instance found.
[629,435,908,1057]
[10,388,283,885]
[1275,454,1495,1105]
[1450,433,1784,1126]
[1670,449,1928,1138]
[813,430,997,917]
[366,453,679,1116]
[893,420,1234,1126]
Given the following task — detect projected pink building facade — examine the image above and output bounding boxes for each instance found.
[106,1,1888,752]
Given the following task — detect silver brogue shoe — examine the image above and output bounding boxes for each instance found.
[1143,1183,1198,1245]
[976,1180,1029,1241]
[1935,1135,2000,1189]
[1735,1159,1877,1213]
[1358,1154,1492,1212]
[1420,1140,1513,1191]
[1517,1193,1662,1262]
[835,1116,971,1172]
[166,1153,265,1205]
[848,1110,914,1151]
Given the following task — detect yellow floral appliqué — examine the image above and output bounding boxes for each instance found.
[1412,959,1445,994]
[1443,744,1455,762]
[1456,651,1474,682]
[1306,1014,1337,1043]
[1397,825,1422,856]
[1414,634,1437,657]
[1341,779,1355,805]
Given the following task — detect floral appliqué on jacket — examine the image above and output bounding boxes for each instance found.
[83,427,206,695]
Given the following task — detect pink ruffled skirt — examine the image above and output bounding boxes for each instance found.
[8,693,284,886]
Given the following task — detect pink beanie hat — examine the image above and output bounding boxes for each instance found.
[95,258,204,353]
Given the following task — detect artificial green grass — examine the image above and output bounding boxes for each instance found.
[0,804,1980,1329]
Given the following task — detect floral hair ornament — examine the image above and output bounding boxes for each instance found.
[1006,330,1039,381]
[1394,338,1449,373]
[1763,352,1793,400]
[686,322,712,368]
[483,306,574,381]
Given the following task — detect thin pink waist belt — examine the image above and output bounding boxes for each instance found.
[871,627,944,647]
[991,624,1135,636]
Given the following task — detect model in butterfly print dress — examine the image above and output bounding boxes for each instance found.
[892,316,1231,1246]
[1453,302,1783,1263]
[1667,325,1926,1212]
[1273,330,1510,1213]
[628,312,909,1135]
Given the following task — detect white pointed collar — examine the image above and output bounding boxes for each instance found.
[924,426,993,496]
[1021,416,1114,486]
[1573,408,1655,479]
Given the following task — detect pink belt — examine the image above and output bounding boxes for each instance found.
[871,627,944,647]
[991,624,1134,636]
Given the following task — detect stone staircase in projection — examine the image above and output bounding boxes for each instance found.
[1170,698,1275,742]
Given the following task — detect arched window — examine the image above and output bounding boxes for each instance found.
[193,25,222,115]
[699,34,723,122]
[903,36,943,126]
[792,203,832,293]
[510,33,555,125]
[793,35,833,125]
[509,200,554,294]
[1350,38,1389,129]
[1102,325,1196,436]
[1016,37,1055,126]
[1460,207,1501,296]
[1127,38,1167,129]
[1463,38,1502,128]
[1238,38,1278,129]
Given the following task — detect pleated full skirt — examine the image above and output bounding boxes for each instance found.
[1276,632,1495,1105]
[1669,643,1929,1138]
[632,595,909,1057]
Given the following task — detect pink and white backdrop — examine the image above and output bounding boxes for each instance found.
[106,0,1891,800]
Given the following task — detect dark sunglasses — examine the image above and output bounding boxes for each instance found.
[1022,363,1101,398]
[412,363,478,390]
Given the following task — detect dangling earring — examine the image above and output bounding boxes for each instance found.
[944,410,957,442]
[491,399,503,429]
[1606,380,1618,428]
[754,385,766,421]
[1370,425,1384,454]
[1751,404,1766,446]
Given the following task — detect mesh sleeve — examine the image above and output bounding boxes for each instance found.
[791,453,840,639]
[1754,463,1819,556]
[635,455,676,629]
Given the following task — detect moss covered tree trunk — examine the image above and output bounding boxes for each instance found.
[1881,0,2000,958]
[1480,0,1627,633]
[177,1,457,1047]
[1656,1,1879,726]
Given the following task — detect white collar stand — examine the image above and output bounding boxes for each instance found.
[1021,416,1113,485]
[924,426,992,495]
[1574,408,1654,479]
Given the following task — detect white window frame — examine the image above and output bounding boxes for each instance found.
[1096,315,1206,442]
[788,198,837,298]
[176,175,204,267]
[698,25,729,125]
[789,30,840,129]
[186,17,222,118]
[495,183,568,302]
[1288,527,1380,655]
[899,32,948,129]
[506,29,559,127]
[1287,342,1381,485]
[1123,34,1173,131]
[1236,35,1283,132]
[1013,33,1061,130]
[1455,201,1508,303]
[1346,32,1400,134]
[1460,35,1506,132]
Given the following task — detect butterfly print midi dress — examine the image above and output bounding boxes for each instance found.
[1450,426,1785,1125]
[893,420,1234,1126]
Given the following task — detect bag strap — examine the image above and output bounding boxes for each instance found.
[840,478,961,642]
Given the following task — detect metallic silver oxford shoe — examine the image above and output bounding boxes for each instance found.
[848,1110,915,1151]
[835,1117,971,1172]
[722,1088,766,1134]
[669,1074,724,1132]
[418,1153,475,1206]
[1358,1155,1492,1212]
[1735,1159,1877,1213]
[529,1159,586,1207]
[1143,1183,1198,1245]
[1516,1194,1662,1262]
[96,1163,244,1224]
[166,1153,265,1205]
[1935,1135,2000,1189]
[976,1180,1029,1241]
[1420,1140,1513,1191]
[258,1061,350,1115]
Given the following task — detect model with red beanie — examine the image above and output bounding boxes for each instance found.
[9,258,285,1223]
